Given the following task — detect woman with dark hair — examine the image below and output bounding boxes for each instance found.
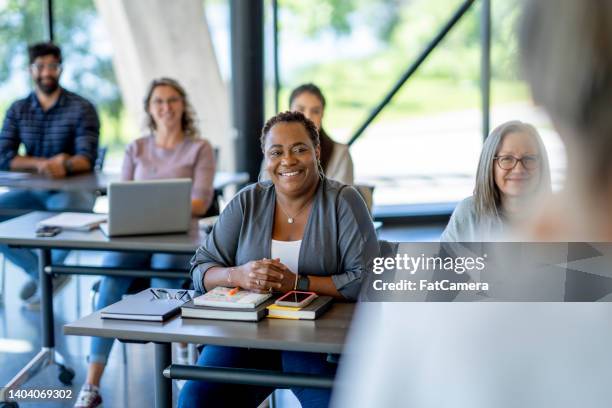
[262,83,354,185]
[441,120,552,241]
[74,78,215,408]
[178,111,378,407]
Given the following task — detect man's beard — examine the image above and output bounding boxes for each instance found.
[36,77,59,95]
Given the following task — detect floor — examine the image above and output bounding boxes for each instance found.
[0,223,444,407]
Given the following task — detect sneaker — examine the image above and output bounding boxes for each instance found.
[74,384,102,408]
[24,294,41,311]
[23,276,72,310]
[19,280,38,300]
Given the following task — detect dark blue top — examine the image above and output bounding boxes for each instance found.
[0,89,100,170]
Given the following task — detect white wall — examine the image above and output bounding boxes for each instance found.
[94,0,235,171]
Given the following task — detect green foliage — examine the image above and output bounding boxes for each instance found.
[0,0,45,81]
[280,0,402,41]
[276,0,530,139]
[0,0,122,146]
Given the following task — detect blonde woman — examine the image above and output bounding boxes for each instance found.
[441,120,552,241]
[75,78,215,408]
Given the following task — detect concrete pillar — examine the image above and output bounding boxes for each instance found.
[94,0,234,171]
[230,0,264,182]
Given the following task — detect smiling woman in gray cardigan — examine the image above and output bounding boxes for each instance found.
[180,111,378,408]
[190,177,377,300]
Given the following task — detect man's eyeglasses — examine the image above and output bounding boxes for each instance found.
[30,63,62,73]
[494,155,540,171]
[150,288,192,301]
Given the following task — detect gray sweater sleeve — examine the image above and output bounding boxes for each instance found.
[333,186,380,300]
[190,192,244,292]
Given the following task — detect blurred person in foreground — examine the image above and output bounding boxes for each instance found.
[331,2,612,407]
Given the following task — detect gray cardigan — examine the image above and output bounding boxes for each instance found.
[190,178,379,300]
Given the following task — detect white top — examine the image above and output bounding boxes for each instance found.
[270,239,302,274]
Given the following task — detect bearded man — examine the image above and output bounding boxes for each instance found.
[0,42,100,308]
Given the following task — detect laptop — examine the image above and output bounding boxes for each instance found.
[100,178,192,237]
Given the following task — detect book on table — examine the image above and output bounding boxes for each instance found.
[182,287,273,321]
[193,286,272,309]
[0,170,31,180]
[181,299,273,322]
[266,296,333,320]
[38,212,107,231]
[100,288,190,322]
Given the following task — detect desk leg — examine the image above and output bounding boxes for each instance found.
[155,342,172,408]
[1,249,75,403]
[39,249,54,348]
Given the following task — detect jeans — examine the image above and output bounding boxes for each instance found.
[178,346,336,408]
[0,189,95,281]
[89,251,191,365]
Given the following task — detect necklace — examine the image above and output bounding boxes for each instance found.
[277,197,313,224]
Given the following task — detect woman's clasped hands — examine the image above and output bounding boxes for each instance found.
[234,258,296,293]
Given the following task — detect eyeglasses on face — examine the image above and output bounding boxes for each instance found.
[150,288,192,301]
[494,155,540,170]
[150,97,182,106]
[30,63,62,73]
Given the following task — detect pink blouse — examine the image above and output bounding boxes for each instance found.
[121,135,215,210]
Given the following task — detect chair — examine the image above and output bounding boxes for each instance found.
[355,184,382,235]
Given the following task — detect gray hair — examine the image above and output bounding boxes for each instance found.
[474,120,552,219]
[519,0,612,188]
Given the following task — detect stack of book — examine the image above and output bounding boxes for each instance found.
[266,296,333,320]
[181,287,273,322]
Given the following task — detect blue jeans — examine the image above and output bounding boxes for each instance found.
[0,189,95,281]
[89,251,191,365]
[178,346,336,408]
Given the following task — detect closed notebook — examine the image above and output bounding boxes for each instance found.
[38,212,107,231]
[266,296,333,320]
[181,299,273,322]
[193,286,272,309]
[100,289,188,322]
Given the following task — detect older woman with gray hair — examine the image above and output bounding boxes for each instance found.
[440,120,552,241]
